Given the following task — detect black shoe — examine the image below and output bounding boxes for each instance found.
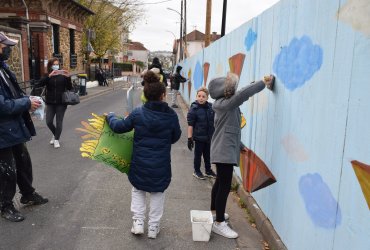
[20,192,48,205]
[171,104,179,108]
[193,171,206,180]
[205,169,217,178]
[1,205,25,222]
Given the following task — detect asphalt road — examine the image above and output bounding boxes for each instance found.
[0,88,247,250]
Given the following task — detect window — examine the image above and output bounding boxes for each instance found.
[69,29,75,54]
[52,24,63,66]
[70,29,77,68]
[52,24,60,54]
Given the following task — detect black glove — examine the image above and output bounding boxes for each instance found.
[187,138,194,151]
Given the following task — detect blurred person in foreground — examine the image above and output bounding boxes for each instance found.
[0,32,48,222]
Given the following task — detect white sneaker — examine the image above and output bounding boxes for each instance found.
[212,213,230,221]
[212,221,238,238]
[50,136,55,145]
[131,220,144,235]
[147,225,160,239]
[54,140,60,148]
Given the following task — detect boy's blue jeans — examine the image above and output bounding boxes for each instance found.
[193,141,211,173]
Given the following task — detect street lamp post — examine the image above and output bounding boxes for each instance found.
[205,0,212,47]
[166,30,177,66]
[183,0,187,58]
[221,0,227,37]
[167,1,183,61]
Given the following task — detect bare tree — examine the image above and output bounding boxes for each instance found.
[78,0,144,60]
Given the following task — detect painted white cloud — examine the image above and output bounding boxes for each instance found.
[337,0,370,37]
[281,134,309,163]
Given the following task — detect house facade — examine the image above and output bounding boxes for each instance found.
[0,0,93,82]
[127,41,149,74]
[173,29,221,63]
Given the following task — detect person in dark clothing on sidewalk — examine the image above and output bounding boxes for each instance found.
[37,58,72,148]
[96,68,105,86]
[187,87,216,180]
[99,68,108,86]
[170,65,187,108]
[149,57,167,86]
[0,32,48,222]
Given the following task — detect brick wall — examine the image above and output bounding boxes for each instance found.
[59,27,69,68]
[5,33,23,82]
[1,0,92,79]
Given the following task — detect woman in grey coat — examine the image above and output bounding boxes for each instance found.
[208,72,274,238]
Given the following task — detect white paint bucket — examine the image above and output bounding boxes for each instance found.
[190,210,213,242]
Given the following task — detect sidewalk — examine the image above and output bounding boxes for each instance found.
[81,82,269,249]
[175,92,269,250]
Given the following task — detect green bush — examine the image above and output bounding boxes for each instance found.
[135,61,144,68]
[113,62,132,72]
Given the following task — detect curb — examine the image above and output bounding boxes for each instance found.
[232,175,287,250]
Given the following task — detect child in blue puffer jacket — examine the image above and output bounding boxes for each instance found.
[107,71,181,239]
[187,87,216,180]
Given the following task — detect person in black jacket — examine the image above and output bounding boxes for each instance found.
[96,68,104,86]
[187,87,216,179]
[96,68,108,86]
[148,57,167,86]
[107,71,181,239]
[37,58,72,148]
[170,65,187,108]
[0,32,48,222]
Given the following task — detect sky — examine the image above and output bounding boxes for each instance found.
[130,0,280,52]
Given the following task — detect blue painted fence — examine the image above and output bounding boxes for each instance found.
[177,0,370,249]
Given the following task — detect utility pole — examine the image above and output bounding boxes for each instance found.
[221,0,227,37]
[183,0,187,58]
[205,0,212,47]
[180,0,183,61]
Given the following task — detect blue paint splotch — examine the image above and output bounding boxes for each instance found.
[273,36,323,91]
[244,28,257,51]
[193,61,203,90]
[299,173,341,229]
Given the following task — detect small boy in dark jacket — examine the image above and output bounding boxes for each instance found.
[187,87,216,179]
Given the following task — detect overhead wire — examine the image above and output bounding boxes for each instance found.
[128,0,174,6]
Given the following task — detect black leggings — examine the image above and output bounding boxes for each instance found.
[46,104,67,140]
[210,163,234,222]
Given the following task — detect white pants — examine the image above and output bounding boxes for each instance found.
[171,89,178,106]
[131,187,166,227]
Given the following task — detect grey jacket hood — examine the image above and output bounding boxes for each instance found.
[208,73,239,99]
